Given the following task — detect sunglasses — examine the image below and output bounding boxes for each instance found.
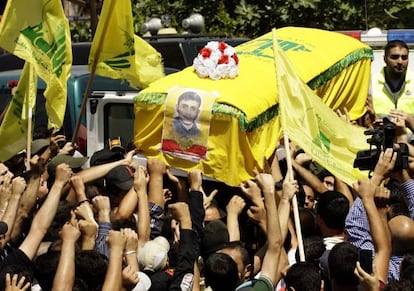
[389,54,408,60]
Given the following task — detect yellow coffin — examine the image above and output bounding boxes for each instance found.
[134,27,373,186]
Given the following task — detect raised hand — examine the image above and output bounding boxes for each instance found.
[121,265,139,289]
[240,179,263,207]
[92,195,111,222]
[188,169,203,191]
[60,222,81,243]
[147,158,166,175]
[54,163,73,186]
[281,177,298,201]
[133,166,149,193]
[226,195,246,217]
[122,228,138,253]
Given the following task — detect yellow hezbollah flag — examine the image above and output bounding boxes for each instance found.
[134,27,372,186]
[237,27,373,120]
[0,63,37,162]
[0,0,72,130]
[89,0,164,88]
[274,30,368,185]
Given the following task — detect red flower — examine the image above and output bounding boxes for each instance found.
[218,54,229,64]
[200,48,211,58]
[233,54,239,64]
[218,42,227,53]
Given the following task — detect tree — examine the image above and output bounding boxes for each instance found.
[67,0,414,41]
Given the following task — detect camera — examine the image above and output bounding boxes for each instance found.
[353,117,409,172]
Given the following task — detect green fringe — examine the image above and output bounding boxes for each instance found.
[307,47,374,89]
[134,92,280,132]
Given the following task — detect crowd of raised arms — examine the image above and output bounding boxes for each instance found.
[1,39,414,291]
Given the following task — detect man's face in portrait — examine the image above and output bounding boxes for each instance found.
[177,99,200,126]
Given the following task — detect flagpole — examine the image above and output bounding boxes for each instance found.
[71,0,116,146]
[272,28,305,262]
[283,132,305,262]
[26,108,32,171]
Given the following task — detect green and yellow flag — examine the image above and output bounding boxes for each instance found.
[0,0,72,130]
[0,63,37,162]
[274,30,369,185]
[89,0,164,88]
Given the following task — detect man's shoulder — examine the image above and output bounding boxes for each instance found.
[405,69,414,81]
[371,68,385,82]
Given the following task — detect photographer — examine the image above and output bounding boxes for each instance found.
[348,129,414,284]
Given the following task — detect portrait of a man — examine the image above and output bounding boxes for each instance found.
[173,91,202,137]
[161,88,216,162]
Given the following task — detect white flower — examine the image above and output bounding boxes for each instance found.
[193,41,240,80]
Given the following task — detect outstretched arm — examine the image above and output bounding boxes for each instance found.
[52,222,80,291]
[354,177,391,284]
[226,195,246,242]
[10,157,45,242]
[1,177,25,247]
[254,171,283,287]
[19,164,73,260]
[102,230,126,291]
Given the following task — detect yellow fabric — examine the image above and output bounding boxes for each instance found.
[236,27,372,120]
[315,58,372,119]
[275,30,368,185]
[0,63,37,162]
[134,100,280,186]
[0,0,72,130]
[134,27,372,186]
[89,0,164,88]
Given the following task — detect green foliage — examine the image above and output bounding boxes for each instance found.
[70,0,414,41]
[69,20,92,42]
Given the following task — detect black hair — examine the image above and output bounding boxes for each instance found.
[34,251,60,290]
[177,91,202,106]
[401,265,414,286]
[316,191,349,230]
[43,200,73,241]
[386,179,409,219]
[401,251,414,272]
[221,241,251,269]
[75,250,108,291]
[204,253,239,291]
[384,279,414,291]
[384,39,409,57]
[328,242,359,288]
[295,235,325,266]
[298,207,318,237]
[285,262,322,291]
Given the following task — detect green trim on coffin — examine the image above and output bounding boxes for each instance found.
[308,47,374,89]
[134,92,280,132]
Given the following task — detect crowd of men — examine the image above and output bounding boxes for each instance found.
[0,39,413,291]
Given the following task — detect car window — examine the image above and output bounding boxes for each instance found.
[104,102,135,144]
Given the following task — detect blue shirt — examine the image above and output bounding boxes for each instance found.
[345,179,414,282]
[95,221,112,261]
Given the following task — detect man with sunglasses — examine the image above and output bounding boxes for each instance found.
[371,39,414,133]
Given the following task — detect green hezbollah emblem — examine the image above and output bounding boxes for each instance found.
[312,131,331,153]
[104,31,134,69]
[312,113,331,153]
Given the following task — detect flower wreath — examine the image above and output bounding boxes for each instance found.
[193,41,239,80]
